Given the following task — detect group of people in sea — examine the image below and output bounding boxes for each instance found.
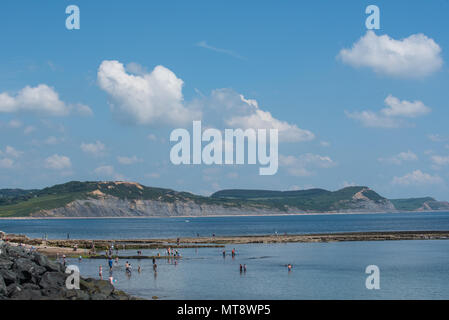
[222,248,293,273]
[97,246,173,284]
[222,248,237,258]
[166,247,181,257]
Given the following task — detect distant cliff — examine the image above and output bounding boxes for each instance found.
[0,181,448,218]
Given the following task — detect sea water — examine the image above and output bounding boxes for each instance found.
[1,212,449,299]
[1,211,449,240]
[68,240,449,299]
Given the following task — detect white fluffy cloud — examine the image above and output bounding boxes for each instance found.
[0,84,92,116]
[0,146,22,158]
[339,31,443,78]
[345,110,400,128]
[197,89,315,143]
[378,151,418,165]
[392,170,443,186]
[7,120,22,128]
[81,141,106,157]
[346,95,431,128]
[117,155,143,165]
[381,95,431,118]
[428,134,447,142]
[0,158,14,168]
[97,60,200,126]
[431,155,449,166]
[97,61,313,144]
[94,165,124,180]
[279,153,335,176]
[44,154,72,170]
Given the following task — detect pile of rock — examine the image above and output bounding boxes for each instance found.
[0,240,135,300]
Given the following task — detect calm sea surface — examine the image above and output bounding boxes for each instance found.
[1,212,449,299]
[66,240,449,299]
[1,211,449,240]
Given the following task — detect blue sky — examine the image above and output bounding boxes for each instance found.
[1,0,449,200]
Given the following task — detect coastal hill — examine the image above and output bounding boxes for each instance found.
[0,181,448,218]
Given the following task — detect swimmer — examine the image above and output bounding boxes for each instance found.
[99,266,103,279]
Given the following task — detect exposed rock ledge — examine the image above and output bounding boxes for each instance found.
[0,240,135,300]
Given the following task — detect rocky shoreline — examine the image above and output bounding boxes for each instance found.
[0,240,136,300]
[4,230,449,250]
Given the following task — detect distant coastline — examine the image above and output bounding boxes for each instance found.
[2,181,449,219]
[1,209,448,220]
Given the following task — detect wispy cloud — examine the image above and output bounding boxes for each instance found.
[196,41,246,60]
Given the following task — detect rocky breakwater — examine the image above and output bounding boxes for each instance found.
[0,240,135,300]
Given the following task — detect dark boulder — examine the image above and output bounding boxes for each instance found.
[6,246,31,259]
[39,271,67,290]
[11,289,43,300]
[0,258,13,269]
[0,275,7,296]
[91,293,108,300]
[32,253,61,272]
[22,283,41,290]
[0,268,17,285]
[13,258,45,283]
[0,242,135,300]
[6,283,22,297]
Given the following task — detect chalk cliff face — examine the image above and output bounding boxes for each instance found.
[332,188,396,213]
[2,181,446,218]
[30,191,396,217]
[31,196,291,217]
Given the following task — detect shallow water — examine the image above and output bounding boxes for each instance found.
[2,212,449,299]
[1,211,449,240]
[67,240,449,299]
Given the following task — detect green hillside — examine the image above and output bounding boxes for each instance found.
[390,197,449,211]
[212,186,386,212]
[0,181,447,217]
[0,181,252,217]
